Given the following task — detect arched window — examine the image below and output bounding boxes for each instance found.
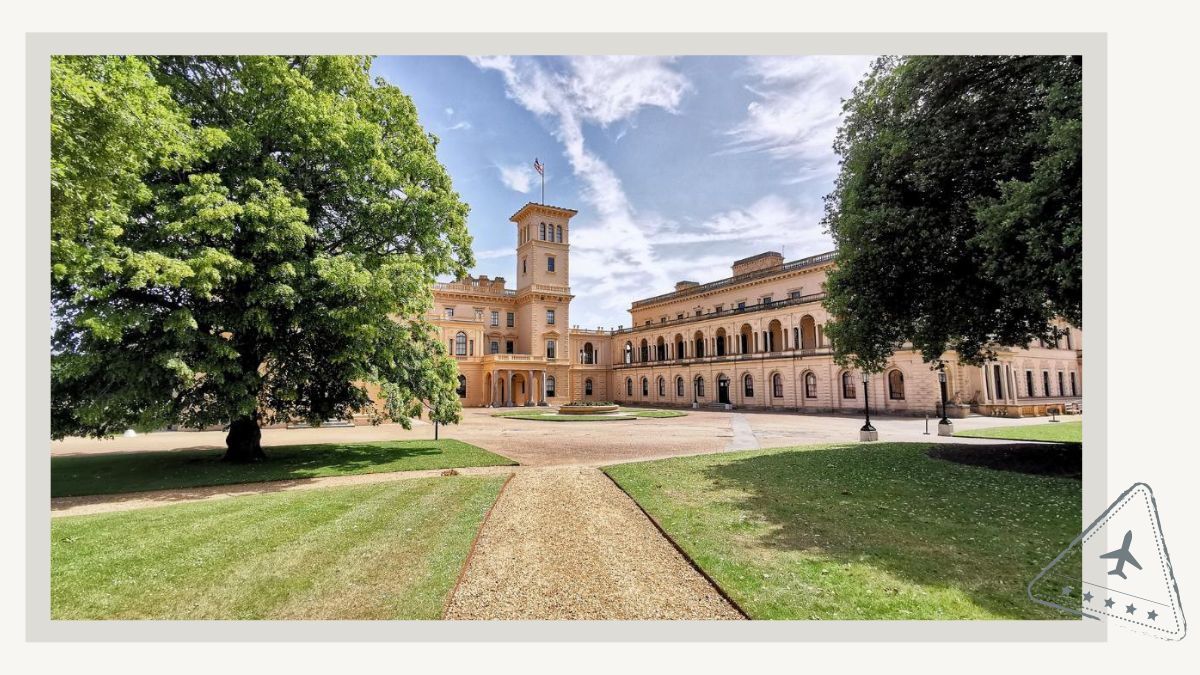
[454,331,467,356]
[657,376,665,397]
[694,332,705,358]
[888,370,905,400]
[626,377,633,396]
[695,376,706,398]
[743,374,754,397]
[841,371,856,399]
[772,373,783,398]
[800,315,817,350]
[676,376,684,397]
[457,375,467,398]
[793,327,800,350]
[641,377,649,397]
[556,225,563,243]
[539,222,546,240]
[805,372,817,398]
[585,378,593,396]
[624,342,632,364]
[639,339,649,363]
[546,376,556,398]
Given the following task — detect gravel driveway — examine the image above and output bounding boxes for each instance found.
[443,466,743,620]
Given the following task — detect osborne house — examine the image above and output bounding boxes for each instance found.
[430,202,1082,417]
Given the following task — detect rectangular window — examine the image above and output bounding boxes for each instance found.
[1026,371,1035,398]
[490,341,499,354]
[546,309,556,325]
[491,311,499,326]
[522,258,527,274]
[1058,371,1065,396]
[505,340,514,354]
[506,312,514,328]
[474,308,482,321]
[789,290,802,300]
[714,305,723,313]
[761,296,772,306]
[547,256,555,272]
[677,313,684,320]
[468,339,474,356]
[546,340,556,359]
[737,301,746,311]
[444,307,454,319]
[1070,372,1078,396]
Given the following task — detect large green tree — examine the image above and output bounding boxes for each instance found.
[51,56,473,461]
[822,55,1082,373]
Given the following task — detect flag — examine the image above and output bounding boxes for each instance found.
[533,158,544,176]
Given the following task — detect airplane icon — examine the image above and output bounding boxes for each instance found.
[1101,530,1143,580]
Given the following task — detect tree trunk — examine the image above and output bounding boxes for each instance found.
[223,415,266,462]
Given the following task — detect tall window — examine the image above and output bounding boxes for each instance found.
[641,377,649,397]
[888,370,905,400]
[1026,370,1035,397]
[743,374,754,397]
[841,371,856,399]
[456,375,466,398]
[505,340,514,354]
[545,340,556,359]
[626,377,633,396]
[695,376,705,398]
[444,307,454,319]
[546,376,556,398]
[676,376,684,397]
[491,311,499,326]
[1070,372,1078,396]
[522,258,527,274]
[585,378,593,396]
[507,312,515,328]
[805,372,818,399]
[539,222,546,240]
[547,256,556,272]
[657,376,665,397]
[1058,371,1065,396]
[556,225,563,243]
[454,331,467,356]
[773,373,783,398]
[490,340,499,354]
[623,342,632,364]
[546,309,555,325]
[1043,371,1051,397]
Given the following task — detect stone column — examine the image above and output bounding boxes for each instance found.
[540,370,548,406]
[490,372,497,407]
[527,369,535,406]
[505,370,514,407]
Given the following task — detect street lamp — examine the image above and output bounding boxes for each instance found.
[937,367,954,435]
[860,371,877,441]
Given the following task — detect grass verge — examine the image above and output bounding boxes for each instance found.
[52,439,515,497]
[51,475,507,619]
[955,420,1082,444]
[604,442,1080,619]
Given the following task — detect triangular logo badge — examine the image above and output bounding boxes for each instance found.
[1030,483,1186,640]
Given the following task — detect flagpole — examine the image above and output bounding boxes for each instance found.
[541,168,545,205]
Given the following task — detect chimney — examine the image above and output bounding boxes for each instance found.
[674,280,700,293]
[732,251,784,277]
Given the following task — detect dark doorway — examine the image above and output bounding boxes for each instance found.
[718,376,731,404]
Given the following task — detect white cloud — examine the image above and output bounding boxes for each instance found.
[447,120,472,131]
[445,107,455,116]
[473,247,513,261]
[496,163,534,193]
[724,56,875,181]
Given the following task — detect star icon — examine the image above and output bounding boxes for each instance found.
[1126,603,1137,615]
[1104,597,1115,608]
[1147,610,1158,621]
[1082,591,1094,603]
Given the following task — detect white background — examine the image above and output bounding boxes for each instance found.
[3,1,1198,672]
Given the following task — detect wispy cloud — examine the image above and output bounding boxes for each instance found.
[496,162,534,193]
[724,56,874,182]
[447,120,472,131]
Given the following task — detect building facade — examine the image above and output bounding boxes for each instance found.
[430,203,1083,417]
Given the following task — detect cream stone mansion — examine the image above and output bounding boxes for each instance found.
[430,202,1082,417]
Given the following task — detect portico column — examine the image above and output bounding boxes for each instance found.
[505,370,514,407]
[541,370,547,404]
[528,369,535,405]
[490,372,497,407]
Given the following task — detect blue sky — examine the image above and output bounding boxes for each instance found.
[371,55,875,330]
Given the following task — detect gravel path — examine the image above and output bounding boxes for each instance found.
[443,467,743,620]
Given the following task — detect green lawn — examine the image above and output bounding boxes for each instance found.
[491,408,687,422]
[52,439,515,497]
[955,420,1082,444]
[605,443,1080,620]
[51,475,506,619]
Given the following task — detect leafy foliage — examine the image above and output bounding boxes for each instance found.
[51,56,473,443]
[822,56,1082,370]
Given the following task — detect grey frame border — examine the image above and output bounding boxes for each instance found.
[26,32,1107,642]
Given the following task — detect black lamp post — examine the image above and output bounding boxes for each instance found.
[938,368,950,426]
[861,372,875,433]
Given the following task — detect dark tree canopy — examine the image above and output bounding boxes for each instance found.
[51,55,473,460]
[822,55,1082,372]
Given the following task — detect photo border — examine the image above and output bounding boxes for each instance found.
[26,31,1107,642]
